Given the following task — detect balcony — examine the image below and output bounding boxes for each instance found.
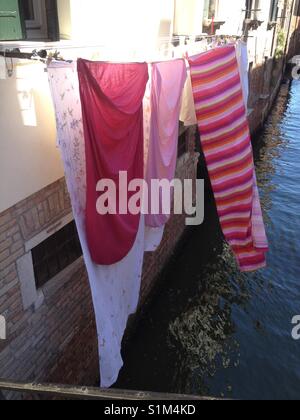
[244,18,264,31]
[203,18,226,34]
[268,21,278,30]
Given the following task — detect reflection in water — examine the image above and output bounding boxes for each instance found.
[169,245,247,396]
[117,81,300,400]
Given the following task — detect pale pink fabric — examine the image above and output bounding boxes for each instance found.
[145,59,187,228]
[252,173,269,250]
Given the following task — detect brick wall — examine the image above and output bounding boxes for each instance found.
[247,56,287,135]
[141,127,198,302]
[0,179,98,398]
[0,127,198,398]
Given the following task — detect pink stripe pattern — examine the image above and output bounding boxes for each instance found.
[189,46,268,272]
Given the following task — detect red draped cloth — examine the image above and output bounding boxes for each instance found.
[77,59,148,265]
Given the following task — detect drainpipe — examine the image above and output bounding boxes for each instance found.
[270,20,278,57]
[243,0,250,39]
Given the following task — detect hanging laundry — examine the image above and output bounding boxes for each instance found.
[236,40,249,109]
[77,59,149,265]
[48,62,146,388]
[188,46,268,272]
[145,59,187,228]
[177,40,208,127]
[142,71,164,251]
[180,71,198,127]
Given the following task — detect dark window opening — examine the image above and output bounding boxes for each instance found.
[23,0,35,20]
[32,221,82,290]
[245,0,254,20]
[270,0,279,22]
[296,0,300,17]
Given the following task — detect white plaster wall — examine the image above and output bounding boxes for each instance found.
[0,61,64,213]
[57,0,72,39]
[174,0,204,36]
[64,0,175,59]
[216,0,245,35]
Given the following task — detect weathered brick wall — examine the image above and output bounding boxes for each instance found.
[141,127,198,302]
[0,179,98,398]
[248,57,285,135]
[0,127,198,397]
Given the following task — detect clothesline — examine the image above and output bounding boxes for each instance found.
[0,34,244,50]
[0,33,251,61]
[0,38,249,79]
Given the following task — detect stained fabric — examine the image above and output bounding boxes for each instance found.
[48,63,147,388]
[77,59,149,265]
[145,59,187,228]
[189,46,268,272]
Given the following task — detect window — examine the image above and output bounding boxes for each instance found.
[245,0,252,19]
[296,0,300,17]
[0,0,59,41]
[204,0,216,20]
[0,0,25,40]
[32,221,82,289]
[270,0,279,22]
[24,0,48,39]
[245,0,262,21]
[203,0,227,34]
[244,0,265,32]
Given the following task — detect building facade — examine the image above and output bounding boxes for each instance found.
[0,0,299,397]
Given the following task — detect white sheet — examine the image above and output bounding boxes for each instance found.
[48,62,148,387]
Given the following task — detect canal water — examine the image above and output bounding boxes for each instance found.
[116,80,300,400]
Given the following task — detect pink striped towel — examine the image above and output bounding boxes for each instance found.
[188,45,268,272]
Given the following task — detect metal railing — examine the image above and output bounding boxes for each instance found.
[0,379,213,400]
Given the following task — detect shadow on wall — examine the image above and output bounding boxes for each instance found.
[0,59,64,213]
[1,60,55,128]
[287,28,300,60]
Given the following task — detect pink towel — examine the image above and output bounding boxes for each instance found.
[77,59,148,265]
[145,59,187,228]
[189,46,268,272]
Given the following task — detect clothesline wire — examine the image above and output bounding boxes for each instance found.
[0,34,252,67]
[0,34,246,52]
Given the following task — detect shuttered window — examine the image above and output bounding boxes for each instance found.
[0,0,59,41]
[270,0,279,22]
[0,0,25,41]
